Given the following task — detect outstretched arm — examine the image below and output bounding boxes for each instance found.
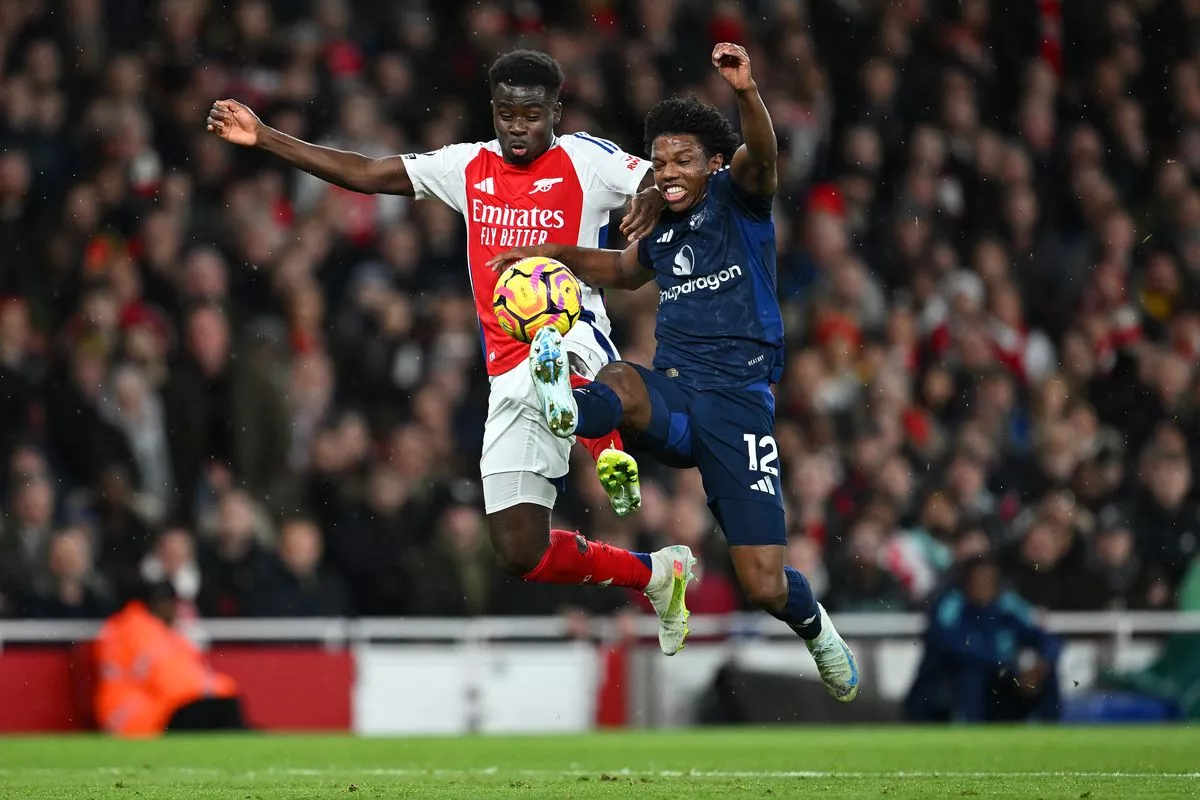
[713,43,778,197]
[206,99,415,196]
[488,244,653,291]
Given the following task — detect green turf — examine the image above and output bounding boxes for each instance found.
[0,727,1197,798]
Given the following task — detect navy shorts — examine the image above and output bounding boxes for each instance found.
[627,364,786,547]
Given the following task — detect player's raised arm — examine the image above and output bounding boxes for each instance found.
[206,99,415,196]
[488,244,652,291]
[713,44,777,197]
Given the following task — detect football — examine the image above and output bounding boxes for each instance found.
[492,257,582,343]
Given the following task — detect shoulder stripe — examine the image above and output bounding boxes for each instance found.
[572,132,617,154]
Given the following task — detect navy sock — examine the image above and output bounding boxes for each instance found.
[772,566,822,640]
[573,381,623,438]
[634,553,652,570]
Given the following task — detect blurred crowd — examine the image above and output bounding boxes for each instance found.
[2,0,1200,623]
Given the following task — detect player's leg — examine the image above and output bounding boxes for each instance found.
[530,326,666,443]
[562,324,641,517]
[478,357,679,598]
[570,358,661,518]
[484,483,651,587]
[696,387,859,701]
[530,343,701,653]
[595,362,702,655]
[713,501,858,702]
[483,479,694,631]
[530,326,658,439]
[569,371,640,517]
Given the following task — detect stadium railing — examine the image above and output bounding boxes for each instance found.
[1,613,1194,732]
[2,611,1199,649]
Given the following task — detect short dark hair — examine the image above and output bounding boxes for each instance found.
[488,50,565,97]
[643,95,739,162]
[136,579,177,605]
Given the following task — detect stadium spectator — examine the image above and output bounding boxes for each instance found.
[139,526,203,623]
[0,0,1195,633]
[246,516,350,617]
[94,580,245,737]
[163,305,290,516]
[195,490,273,618]
[68,463,160,595]
[403,501,496,617]
[24,526,116,619]
[823,516,908,613]
[0,469,59,613]
[97,362,175,519]
[904,555,1062,724]
[328,463,421,615]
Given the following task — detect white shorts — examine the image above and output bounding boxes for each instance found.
[480,320,617,513]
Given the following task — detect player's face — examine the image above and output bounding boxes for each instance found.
[492,83,560,165]
[651,134,724,212]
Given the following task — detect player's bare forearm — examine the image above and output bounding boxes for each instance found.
[488,244,652,291]
[735,84,777,177]
[555,245,652,290]
[728,82,778,196]
[256,127,414,195]
[207,99,413,194]
[713,43,777,196]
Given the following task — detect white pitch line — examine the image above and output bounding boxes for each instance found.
[1,766,1197,781]
[264,767,1200,780]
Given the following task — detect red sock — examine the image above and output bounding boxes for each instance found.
[523,530,652,590]
[578,429,625,461]
[570,373,626,460]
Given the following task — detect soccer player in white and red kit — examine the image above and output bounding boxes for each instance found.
[206,52,692,627]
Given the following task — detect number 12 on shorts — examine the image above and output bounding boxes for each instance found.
[743,434,779,476]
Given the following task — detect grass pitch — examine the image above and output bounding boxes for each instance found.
[0,727,1196,798]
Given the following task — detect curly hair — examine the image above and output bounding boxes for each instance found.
[488,50,565,97]
[643,95,739,162]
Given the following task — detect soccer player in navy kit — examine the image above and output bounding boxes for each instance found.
[491,43,859,700]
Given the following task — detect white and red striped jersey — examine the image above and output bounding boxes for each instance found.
[403,134,651,376]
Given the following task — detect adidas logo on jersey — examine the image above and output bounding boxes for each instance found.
[473,177,496,194]
[659,264,743,304]
[657,229,674,244]
[529,177,563,194]
[750,477,776,495]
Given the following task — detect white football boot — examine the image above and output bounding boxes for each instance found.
[529,326,577,438]
[644,545,697,655]
[805,603,860,701]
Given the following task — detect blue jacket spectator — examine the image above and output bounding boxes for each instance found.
[905,555,1062,723]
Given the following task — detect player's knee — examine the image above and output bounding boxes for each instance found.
[493,546,541,576]
[729,540,789,612]
[596,362,638,403]
[486,507,549,576]
[596,362,647,422]
[739,570,788,612]
[490,534,545,576]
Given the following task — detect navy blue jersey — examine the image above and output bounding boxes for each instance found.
[637,168,784,390]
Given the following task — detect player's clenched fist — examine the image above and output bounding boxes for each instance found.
[712,42,754,93]
[206,99,262,147]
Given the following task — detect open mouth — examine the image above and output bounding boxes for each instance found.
[510,142,529,156]
[662,185,687,203]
